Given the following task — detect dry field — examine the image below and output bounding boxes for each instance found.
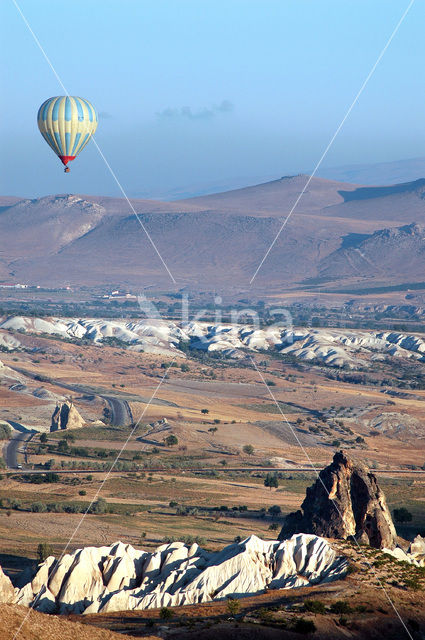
[0,329,424,577]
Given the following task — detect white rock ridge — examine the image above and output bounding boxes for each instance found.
[7,535,348,614]
[2,315,425,368]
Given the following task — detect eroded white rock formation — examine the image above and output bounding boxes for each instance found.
[6,535,348,614]
[2,315,425,368]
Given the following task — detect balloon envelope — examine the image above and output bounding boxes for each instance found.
[37,96,98,168]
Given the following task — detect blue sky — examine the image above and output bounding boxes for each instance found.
[1,0,424,198]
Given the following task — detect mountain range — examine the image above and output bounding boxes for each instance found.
[1,174,425,293]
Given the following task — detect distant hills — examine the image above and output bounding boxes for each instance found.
[1,173,425,293]
[318,156,425,186]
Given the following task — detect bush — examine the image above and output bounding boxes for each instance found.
[243,444,254,455]
[293,618,316,634]
[268,505,281,517]
[0,423,12,439]
[31,502,47,513]
[159,606,174,620]
[79,490,87,496]
[37,542,53,562]
[303,600,326,614]
[165,434,178,447]
[90,498,108,514]
[330,600,352,614]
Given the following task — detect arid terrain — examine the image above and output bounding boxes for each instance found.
[1,177,425,639]
[2,174,425,293]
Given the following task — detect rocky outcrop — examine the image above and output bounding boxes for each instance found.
[50,401,85,432]
[4,535,348,614]
[3,315,425,368]
[384,535,425,567]
[279,451,397,549]
[0,567,14,603]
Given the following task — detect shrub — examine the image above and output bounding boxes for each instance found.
[330,600,352,614]
[243,444,254,455]
[0,423,12,439]
[165,434,178,447]
[37,542,53,562]
[90,498,108,514]
[31,502,47,513]
[160,606,174,620]
[79,490,87,496]
[292,618,316,634]
[268,505,281,517]
[303,600,326,614]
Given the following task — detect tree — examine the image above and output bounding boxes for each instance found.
[90,497,108,514]
[57,439,69,454]
[243,444,254,455]
[165,434,178,447]
[37,542,53,563]
[40,432,48,444]
[226,597,240,616]
[159,606,174,620]
[264,472,279,490]
[393,507,412,523]
[268,505,281,518]
[201,408,209,415]
[332,440,341,448]
[180,363,190,372]
[208,427,218,435]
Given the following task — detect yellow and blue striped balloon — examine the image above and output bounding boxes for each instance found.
[37,96,98,171]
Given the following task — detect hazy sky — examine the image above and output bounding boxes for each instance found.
[1,0,424,198]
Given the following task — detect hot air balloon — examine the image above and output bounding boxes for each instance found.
[37,96,98,172]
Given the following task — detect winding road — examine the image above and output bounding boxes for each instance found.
[103,397,133,427]
[3,422,35,469]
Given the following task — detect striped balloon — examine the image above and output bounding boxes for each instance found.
[37,96,98,171]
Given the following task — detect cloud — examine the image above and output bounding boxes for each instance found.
[98,111,113,119]
[156,100,233,121]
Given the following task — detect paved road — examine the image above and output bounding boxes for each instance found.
[4,425,34,469]
[103,396,133,427]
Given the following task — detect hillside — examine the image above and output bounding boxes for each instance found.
[1,175,424,291]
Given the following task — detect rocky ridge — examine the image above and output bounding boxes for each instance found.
[1,316,425,368]
[5,535,348,614]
